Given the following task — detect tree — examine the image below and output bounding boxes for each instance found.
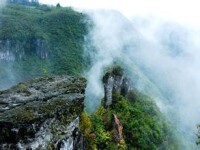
[56,3,61,8]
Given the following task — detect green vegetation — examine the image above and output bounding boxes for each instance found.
[0,4,88,87]
[197,125,200,145]
[0,99,76,123]
[0,4,181,149]
[11,82,27,91]
[81,91,179,149]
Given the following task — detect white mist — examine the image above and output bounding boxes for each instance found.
[9,0,200,148]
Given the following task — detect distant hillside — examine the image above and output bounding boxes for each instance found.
[0,4,88,89]
[7,0,39,6]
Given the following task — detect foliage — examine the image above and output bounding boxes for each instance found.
[81,91,179,150]
[113,93,179,149]
[0,4,88,87]
[8,0,39,6]
[197,125,200,145]
[80,112,97,149]
[103,65,124,83]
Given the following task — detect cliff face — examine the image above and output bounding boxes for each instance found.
[0,4,88,89]
[0,39,49,61]
[103,67,131,107]
[0,76,86,149]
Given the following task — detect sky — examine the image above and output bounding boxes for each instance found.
[39,0,200,28]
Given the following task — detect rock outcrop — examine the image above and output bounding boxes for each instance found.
[112,114,124,144]
[0,39,49,61]
[103,67,131,107]
[0,76,86,149]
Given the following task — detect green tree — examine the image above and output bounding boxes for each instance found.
[56,3,61,8]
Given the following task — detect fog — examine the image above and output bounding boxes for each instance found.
[39,0,200,148]
[47,2,199,149]
[82,9,200,148]
[0,0,17,89]
[0,0,6,8]
[3,0,200,148]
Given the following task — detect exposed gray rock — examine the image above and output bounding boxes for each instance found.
[103,67,131,107]
[0,39,49,61]
[104,76,114,107]
[0,76,86,149]
[112,114,124,144]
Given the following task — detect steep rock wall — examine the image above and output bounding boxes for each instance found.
[103,67,131,107]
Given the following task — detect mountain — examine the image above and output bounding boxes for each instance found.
[0,67,178,149]
[81,66,179,149]
[7,0,39,6]
[0,3,197,150]
[0,3,88,89]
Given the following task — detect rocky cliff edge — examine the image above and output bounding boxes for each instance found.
[0,76,86,149]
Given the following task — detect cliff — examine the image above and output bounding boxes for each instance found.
[103,66,131,107]
[0,76,86,149]
[0,4,88,89]
[81,67,179,149]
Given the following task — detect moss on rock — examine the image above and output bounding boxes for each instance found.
[0,75,87,149]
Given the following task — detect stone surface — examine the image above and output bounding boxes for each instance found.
[0,39,49,61]
[0,75,86,149]
[104,76,114,107]
[103,67,131,107]
[112,114,124,144]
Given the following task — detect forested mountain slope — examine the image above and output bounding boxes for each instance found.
[0,3,193,150]
[0,4,87,89]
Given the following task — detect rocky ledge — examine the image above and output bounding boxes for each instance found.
[0,76,87,149]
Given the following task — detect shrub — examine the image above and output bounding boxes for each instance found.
[84,91,179,149]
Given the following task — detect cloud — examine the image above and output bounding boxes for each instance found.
[40,0,200,28]
[38,0,200,147]
[0,0,6,8]
[82,8,200,148]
